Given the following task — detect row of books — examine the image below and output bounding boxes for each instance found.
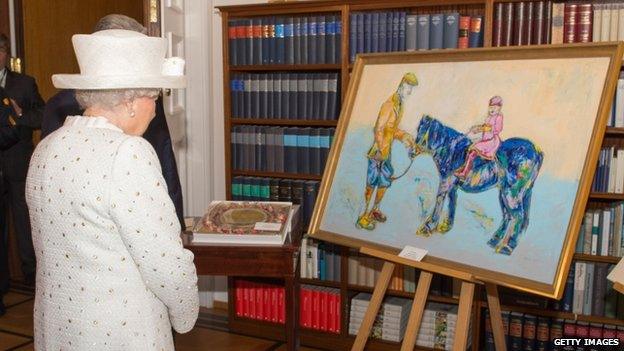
[234,279,285,324]
[299,285,341,333]
[230,177,319,227]
[591,146,624,194]
[229,72,340,121]
[492,1,554,46]
[347,252,461,296]
[230,126,335,175]
[227,15,341,66]
[577,205,624,257]
[557,262,623,319]
[485,310,624,351]
[592,2,624,43]
[300,238,341,282]
[348,293,414,343]
[349,11,483,61]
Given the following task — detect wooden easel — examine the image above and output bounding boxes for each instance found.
[351,247,507,351]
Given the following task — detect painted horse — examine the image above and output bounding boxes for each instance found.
[412,116,544,255]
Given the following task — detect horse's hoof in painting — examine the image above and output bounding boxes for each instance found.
[436,219,452,233]
[356,215,375,230]
[487,237,500,248]
[495,244,513,256]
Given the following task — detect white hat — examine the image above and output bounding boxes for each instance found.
[52,29,186,90]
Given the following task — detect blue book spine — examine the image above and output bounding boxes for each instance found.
[398,11,406,51]
[318,242,326,280]
[284,18,294,65]
[562,264,575,312]
[275,18,285,64]
[284,127,298,173]
[349,14,357,62]
[468,15,484,48]
[364,12,372,53]
[300,17,309,65]
[309,17,318,64]
[356,13,364,56]
[325,16,336,64]
[335,18,342,63]
[379,12,387,52]
[391,11,399,51]
[371,12,380,53]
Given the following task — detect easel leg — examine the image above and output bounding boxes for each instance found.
[452,282,475,351]
[351,261,395,351]
[485,283,507,351]
[400,271,433,351]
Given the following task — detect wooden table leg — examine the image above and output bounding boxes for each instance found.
[351,261,395,351]
[400,271,433,351]
[485,283,507,351]
[452,281,475,351]
[285,274,299,351]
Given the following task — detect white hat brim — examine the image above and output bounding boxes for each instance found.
[52,74,186,89]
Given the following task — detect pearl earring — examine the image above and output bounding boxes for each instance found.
[130,110,135,118]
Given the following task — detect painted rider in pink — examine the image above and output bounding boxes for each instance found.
[455,95,504,179]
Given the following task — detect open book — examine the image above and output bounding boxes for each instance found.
[191,201,294,245]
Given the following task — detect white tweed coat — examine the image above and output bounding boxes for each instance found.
[25,116,199,350]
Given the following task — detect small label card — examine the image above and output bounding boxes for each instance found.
[398,245,428,262]
[254,222,282,232]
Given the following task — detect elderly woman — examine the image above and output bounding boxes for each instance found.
[25,29,198,350]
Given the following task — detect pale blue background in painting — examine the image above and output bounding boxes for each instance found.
[319,58,610,285]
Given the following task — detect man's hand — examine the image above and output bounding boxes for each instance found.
[9,99,22,117]
[408,146,418,160]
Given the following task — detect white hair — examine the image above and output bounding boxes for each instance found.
[75,89,160,110]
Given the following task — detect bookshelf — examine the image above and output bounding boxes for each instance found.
[218,1,624,350]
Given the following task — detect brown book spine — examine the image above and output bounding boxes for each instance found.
[576,3,593,43]
[458,15,471,49]
[493,2,504,47]
[544,0,553,43]
[533,1,546,44]
[513,1,526,46]
[524,1,534,45]
[502,2,515,46]
[564,3,579,43]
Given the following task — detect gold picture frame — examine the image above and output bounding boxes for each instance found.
[309,43,624,299]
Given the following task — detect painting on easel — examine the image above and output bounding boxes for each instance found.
[309,44,623,298]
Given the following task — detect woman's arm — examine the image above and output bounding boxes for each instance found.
[110,137,199,333]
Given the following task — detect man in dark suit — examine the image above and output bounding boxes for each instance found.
[0,86,29,316]
[0,34,44,289]
[42,15,184,228]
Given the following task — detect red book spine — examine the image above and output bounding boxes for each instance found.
[249,282,257,320]
[235,280,243,317]
[562,320,577,339]
[271,286,278,323]
[300,288,307,327]
[576,3,592,43]
[243,281,250,318]
[588,324,603,339]
[575,322,589,340]
[493,2,503,47]
[320,289,328,332]
[263,285,270,321]
[312,288,320,330]
[617,326,624,343]
[245,20,254,47]
[458,16,471,49]
[328,291,336,333]
[563,4,578,43]
[252,21,262,41]
[603,325,617,339]
[335,293,341,333]
[278,287,285,324]
[256,284,264,321]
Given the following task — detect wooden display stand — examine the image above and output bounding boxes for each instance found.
[352,247,506,351]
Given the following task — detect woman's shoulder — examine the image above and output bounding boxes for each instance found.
[114,136,159,167]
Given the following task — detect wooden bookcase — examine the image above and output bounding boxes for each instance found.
[218,1,624,350]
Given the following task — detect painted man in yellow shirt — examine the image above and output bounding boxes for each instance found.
[356,73,418,230]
